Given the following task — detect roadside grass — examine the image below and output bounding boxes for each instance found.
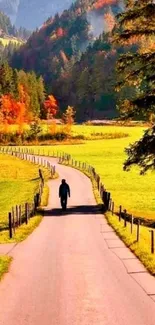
[105,212,155,275]
[0,256,12,280]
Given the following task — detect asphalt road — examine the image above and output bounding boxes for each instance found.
[0,158,155,325]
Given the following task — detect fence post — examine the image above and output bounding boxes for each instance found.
[131,214,133,234]
[124,209,127,227]
[119,205,122,221]
[8,212,12,239]
[137,220,140,242]
[112,201,114,215]
[16,205,19,227]
[150,230,154,254]
[12,207,15,234]
[25,203,28,224]
[19,205,21,226]
[107,192,111,210]
[108,198,112,211]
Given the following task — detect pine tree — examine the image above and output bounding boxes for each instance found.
[113,0,155,172]
[114,0,155,119]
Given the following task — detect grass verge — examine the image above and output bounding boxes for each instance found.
[0,256,12,280]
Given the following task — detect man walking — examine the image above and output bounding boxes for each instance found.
[59,179,70,210]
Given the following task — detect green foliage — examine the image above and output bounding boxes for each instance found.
[28,121,42,140]
[124,126,155,174]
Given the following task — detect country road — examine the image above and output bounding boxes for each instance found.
[0,157,155,325]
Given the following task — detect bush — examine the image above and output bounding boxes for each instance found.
[39,131,68,141]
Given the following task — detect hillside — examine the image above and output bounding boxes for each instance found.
[11,0,123,77]
[11,0,124,119]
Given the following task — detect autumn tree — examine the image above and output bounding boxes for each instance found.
[43,95,58,119]
[0,94,26,127]
[62,105,76,133]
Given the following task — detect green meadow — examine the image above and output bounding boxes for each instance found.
[22,125,155,220]
[0,37,23,46]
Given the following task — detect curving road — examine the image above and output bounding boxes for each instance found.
[0,157,155,325]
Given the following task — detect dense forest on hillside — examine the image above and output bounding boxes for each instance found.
[1,0,154,123]
[0,0,76,30]
[11,0,124,119]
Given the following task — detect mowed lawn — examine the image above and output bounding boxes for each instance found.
[24,125,155,220]
[0,154,44,228]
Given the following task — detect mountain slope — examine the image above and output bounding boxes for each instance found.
[0,0,124,30]
[11,0,123,74]
[11,0,124,120]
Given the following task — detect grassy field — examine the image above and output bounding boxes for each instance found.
[0,38,23,46]
[0,154,49,229]
[17,124,155,220]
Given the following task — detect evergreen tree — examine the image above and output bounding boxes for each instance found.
[0,61,15,95]
[113,0,155,172]
[114,0,155,120]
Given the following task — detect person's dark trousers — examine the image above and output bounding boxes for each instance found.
[61,195,67,210]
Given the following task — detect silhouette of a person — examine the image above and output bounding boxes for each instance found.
[59,179,70,210]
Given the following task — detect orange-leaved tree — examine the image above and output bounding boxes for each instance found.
[43,95,58,119]
[0,92,27,134]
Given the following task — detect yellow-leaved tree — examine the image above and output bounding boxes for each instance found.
[62,106,76,134]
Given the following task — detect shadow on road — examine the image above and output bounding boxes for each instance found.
[44,204,103,217]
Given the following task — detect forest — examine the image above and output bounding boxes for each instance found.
[0,0,154,129]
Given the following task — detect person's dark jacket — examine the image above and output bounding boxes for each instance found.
[59,183,70,198]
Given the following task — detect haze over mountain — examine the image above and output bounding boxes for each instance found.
[0,0,76,29]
